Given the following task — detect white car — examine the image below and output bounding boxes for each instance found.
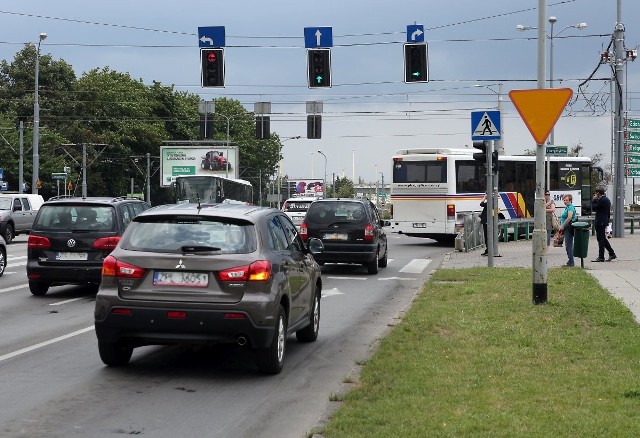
[282,196,319,229]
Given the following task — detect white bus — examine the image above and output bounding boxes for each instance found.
[174,175,253,205]
[390,148,598,243]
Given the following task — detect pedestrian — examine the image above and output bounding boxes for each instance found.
[558,194,577,267]
[591,187,617,262]
[480,194,488,256]
[544,191,556,246]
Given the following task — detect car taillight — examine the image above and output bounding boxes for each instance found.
[447,204,455,219]
[299,222,308,241]
[93,236,121,250]
[28,235,51,249]
[102,255,145,278]
[218,260,271,282]
[364,223,375,242]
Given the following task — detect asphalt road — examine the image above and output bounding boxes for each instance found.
[0,233,448,438]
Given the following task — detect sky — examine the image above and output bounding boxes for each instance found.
[1,0,639,188]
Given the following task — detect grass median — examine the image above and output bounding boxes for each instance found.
[321,267,640,437]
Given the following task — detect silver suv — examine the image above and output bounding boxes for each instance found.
[94,203,324,374]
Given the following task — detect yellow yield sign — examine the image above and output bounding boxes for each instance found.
[508,88,573,145]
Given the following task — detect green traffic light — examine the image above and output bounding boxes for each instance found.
[316,75,323,84]
[412,71,421,77]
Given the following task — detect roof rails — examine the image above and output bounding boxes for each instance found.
[47,195,79,201]
[111,196,144,202]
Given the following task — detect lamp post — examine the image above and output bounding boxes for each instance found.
[317,150,327,198]
[32,32,47,195]
[517,18,587,189]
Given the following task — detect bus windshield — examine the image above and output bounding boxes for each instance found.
[175,176,253,205]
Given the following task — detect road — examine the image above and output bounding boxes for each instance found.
[0,233,448,438]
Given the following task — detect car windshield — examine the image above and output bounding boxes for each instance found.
[0,198,12,210]
[33,205,116,231]
[120,215,256,254]
[305,201,367,225]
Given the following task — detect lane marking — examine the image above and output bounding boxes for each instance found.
[378,277,417,281]
[322,288,345,298]
[49,297,84,306]
[0,326,95,363]
[0,284,29,294]
[325,276,366,280]
[399,259,432,274]
[8,256,28,260]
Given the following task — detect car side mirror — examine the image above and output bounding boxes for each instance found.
[307,237,324,255]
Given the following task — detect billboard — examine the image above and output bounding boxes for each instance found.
[285,179,324,197]
[160,146,239,187]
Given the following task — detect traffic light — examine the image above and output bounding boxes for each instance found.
[404,43,428,83]
[491,151,499,173]
[256,116,271,140]
[307,115,322,139]
[307,49,331,88]
[472,141,487,164]
[200,48,225,87]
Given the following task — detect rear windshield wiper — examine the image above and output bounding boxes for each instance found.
[181,245,221,253]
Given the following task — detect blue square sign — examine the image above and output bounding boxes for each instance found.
[471,111,501,140]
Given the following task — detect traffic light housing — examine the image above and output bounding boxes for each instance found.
[472,141,487,164]
[307,115,322,139]
[491,151,499,173]
[256,116,271,140]
[307,49,331,88]
[201,48,225,87]
[404,43,428,83]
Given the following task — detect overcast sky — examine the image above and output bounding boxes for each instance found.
[1,0,639,184]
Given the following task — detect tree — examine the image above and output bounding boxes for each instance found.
[333,176,354,198]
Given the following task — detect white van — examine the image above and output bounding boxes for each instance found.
[281,196,319,228]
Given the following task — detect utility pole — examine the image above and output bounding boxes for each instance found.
[19,121,24,193]
[146,153,151,205]
[613,0,626,238]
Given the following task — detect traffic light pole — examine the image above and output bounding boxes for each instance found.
[485,141,495,267]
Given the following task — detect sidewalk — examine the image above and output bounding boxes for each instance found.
[440,232,640,322]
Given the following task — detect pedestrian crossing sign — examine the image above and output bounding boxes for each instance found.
[471,110,501,140]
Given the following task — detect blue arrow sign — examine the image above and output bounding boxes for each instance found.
[407,24,424,43]
[471,111,501,140]
[304,27,333,48]
[198,26,226,48]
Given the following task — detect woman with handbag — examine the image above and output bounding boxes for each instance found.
[558,194,577,267]
[544,191,556,246]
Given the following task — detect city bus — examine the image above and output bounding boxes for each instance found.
[390,147,599,242]
[174,175,253,205]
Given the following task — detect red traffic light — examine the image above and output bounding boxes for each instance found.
[207,52,217,63]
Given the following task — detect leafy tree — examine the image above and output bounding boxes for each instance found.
[333,176,354,198]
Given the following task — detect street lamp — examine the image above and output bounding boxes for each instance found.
[517,17,586,189]
[32,32,46,194]
[317,150,327,198]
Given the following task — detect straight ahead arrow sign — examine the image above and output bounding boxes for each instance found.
[315,30,322,47]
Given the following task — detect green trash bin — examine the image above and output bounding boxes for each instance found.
[572,221,591,259]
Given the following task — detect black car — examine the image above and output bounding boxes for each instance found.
[94,203,324,374]
[0,235,7,277]
[300,198,389,274]
[27,196,150,296]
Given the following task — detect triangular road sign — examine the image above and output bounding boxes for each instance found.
[509,88,573,145]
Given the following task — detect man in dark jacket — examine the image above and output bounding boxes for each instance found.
[591,188,617,262]
[480,195,488,256]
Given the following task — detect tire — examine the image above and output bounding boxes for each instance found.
[367,249,379,275]
[256,305,287,374]
[3,223,13,244]
[29,280,49,296]
[0,248,6,277]
[296,288,320,343]
[379,246,388,268]
[98,341,133,366]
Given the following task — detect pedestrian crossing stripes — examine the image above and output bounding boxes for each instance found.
[399,259,432,274]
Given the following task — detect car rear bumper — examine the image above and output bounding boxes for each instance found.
[312,243,378,264]
[95,306,275,348]
[27,262,103,285]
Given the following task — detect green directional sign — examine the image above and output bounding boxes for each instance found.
[626,167,640,177]
[51,172,67,180]
[627,118,640,129]
[626,155,640,164]
[546,145,568,156]
[627,131,640,141]
[626,143,640,153]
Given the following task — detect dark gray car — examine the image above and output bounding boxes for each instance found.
[94,203,324,374]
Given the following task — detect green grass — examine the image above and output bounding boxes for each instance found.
[322,268,640,437]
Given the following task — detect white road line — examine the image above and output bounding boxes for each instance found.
[378,277,417,281]
[0,284,28,294]
[0,326,95,363]
[7,261,27,267]
[325,276,367,280]
[399,259,432,274]
[49,297,84,306]
[8,256,28,260]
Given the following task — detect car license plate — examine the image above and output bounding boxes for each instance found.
[412,223,427,228]
[153,271,209,287]
[55,252,88,261]
[323,233,348,240]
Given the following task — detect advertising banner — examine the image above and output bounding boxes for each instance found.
[160,146,239,187]
[285,179,325,197]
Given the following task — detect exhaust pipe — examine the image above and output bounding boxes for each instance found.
[236,336,247,346]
